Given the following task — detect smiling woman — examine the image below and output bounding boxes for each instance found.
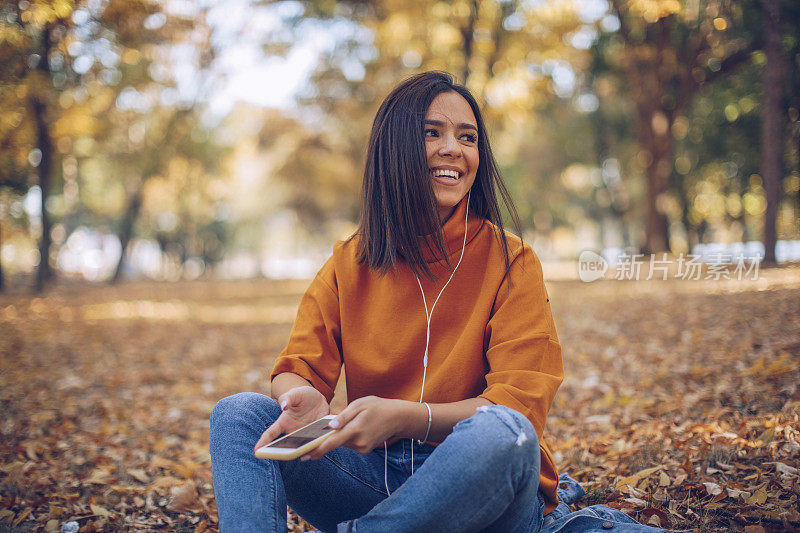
[425,92,480,221]
[210,71,663,533]
[354,71,520,282]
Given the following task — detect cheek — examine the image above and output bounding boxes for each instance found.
[468,151,479,172]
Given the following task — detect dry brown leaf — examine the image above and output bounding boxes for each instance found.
[148,475,183,490]
[167,481,198,512]
[614,466,663,490]
[2,274,799,531]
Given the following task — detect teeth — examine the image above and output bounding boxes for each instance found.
[432,169,460,179]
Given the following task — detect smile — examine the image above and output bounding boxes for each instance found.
[430,168,461,180]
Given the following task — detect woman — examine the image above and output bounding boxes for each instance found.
[210,72,662,533]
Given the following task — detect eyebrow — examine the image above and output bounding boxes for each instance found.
[424,119,478,131]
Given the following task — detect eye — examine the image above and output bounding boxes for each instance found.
[425,128,438,137]
[460,133,477,143]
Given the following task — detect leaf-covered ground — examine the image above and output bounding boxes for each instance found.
[1,267,798,532]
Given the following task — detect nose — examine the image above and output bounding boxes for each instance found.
[437,132,461,158]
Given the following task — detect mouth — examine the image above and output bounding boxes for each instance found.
[430,167,462,182]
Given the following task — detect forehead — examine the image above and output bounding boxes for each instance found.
[425,91,477,126]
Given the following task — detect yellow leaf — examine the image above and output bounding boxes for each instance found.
[127,468,150,483]
[45,519,60,532]
[658,471,670,486]
[755,427,774,444]
[90,503,112,517]
[614,466,663,490]
[745,487,767,505]
[53,0,74,19]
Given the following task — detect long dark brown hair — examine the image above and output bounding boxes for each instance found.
[355,71,522,280]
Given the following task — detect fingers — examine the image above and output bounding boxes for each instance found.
[329,398,364,430]
[305,419,356,460]
[305,401,369,459]
[253,418,284,452]
[305,400,366,458]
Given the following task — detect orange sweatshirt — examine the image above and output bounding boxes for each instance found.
[270,197,564,513]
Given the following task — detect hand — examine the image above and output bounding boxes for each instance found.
[303,396,419,460]
[253,386,330,453]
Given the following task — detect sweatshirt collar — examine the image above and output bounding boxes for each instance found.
[419,195,484,264]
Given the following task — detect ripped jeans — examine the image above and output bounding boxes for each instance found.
[210,393,663,533]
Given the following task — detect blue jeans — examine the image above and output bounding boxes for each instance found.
[210,392,665,533]
[211,393,543,532]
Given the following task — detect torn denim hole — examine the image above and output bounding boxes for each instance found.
[476,405,530,447]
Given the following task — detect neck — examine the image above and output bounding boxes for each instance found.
[438,205,456,223]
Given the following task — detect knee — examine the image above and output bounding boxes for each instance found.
[210,392,280,430]
[455,404,540,461]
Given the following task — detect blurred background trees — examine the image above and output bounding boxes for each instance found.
[1,0,798,290]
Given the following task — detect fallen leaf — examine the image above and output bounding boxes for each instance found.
[623,497,648,507]
[745,487,767,505]
[614,466,663,490]
[726,488,751,499]
[646,514,661,527]
[127,468,150,483]
[773,462,798,479]
[640,508,670,528]
[703,482,722,496]
[90,503,112,517]
[85,467,113,484]
[167,481,198,512]
[148,475,183,490]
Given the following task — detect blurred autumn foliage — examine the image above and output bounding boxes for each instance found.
[1,270,799,531]
[1,0,799,290]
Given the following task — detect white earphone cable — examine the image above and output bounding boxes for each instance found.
[410,190,470,477]
[384,191,471,495]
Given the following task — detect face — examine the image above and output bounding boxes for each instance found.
[424,91,479,222]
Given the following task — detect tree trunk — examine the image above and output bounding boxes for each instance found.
[460,0,479,84]
[760,0,785,264]
[637,104,673,254]
[111,190,142,283]
[109,108,188,284]
[32,23,55,292]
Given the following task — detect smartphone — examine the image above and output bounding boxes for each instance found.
[255,415,337,460]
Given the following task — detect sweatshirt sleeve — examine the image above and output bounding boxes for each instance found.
[478,248,564,439]
[269,261,343,402]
